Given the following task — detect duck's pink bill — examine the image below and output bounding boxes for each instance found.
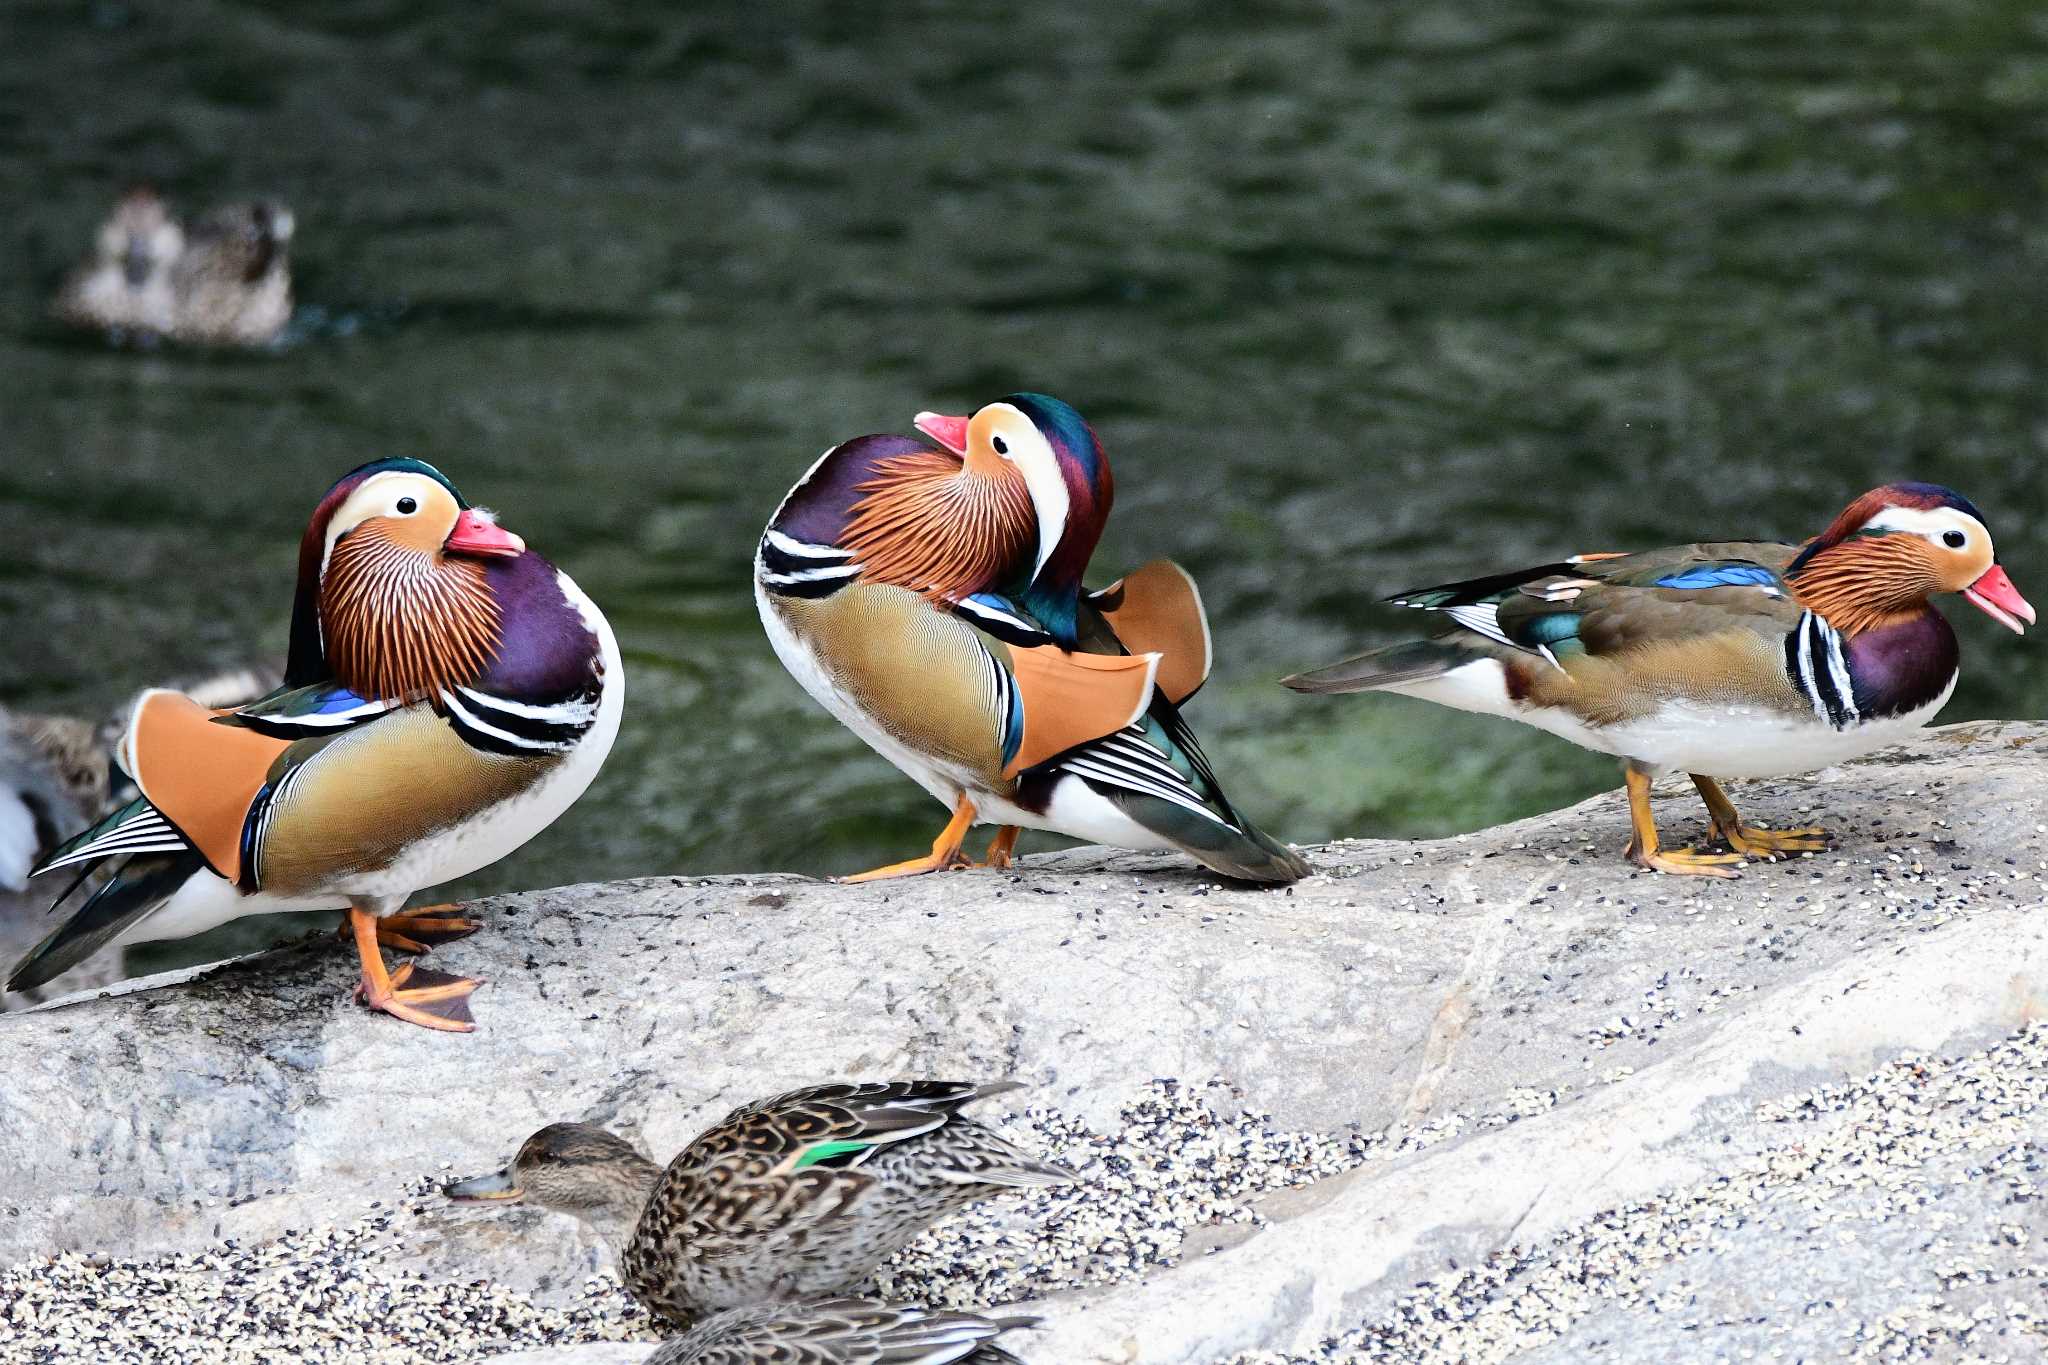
[445,508,526,558]
[1963,564,2035,633]
[914,411,969,455]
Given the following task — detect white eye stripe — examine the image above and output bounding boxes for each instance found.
[980,404,1070,583]
[1860,505,1984,544]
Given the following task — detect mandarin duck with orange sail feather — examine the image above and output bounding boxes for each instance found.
[7,458,623,1028]
[1285,483,2032,876]
[756,392,1307,884]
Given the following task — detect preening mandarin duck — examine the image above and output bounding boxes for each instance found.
[755,392,1309,883]
[6,458,622,1028]
[50,187,184,339]
[445,1082,1072,1325]
[167,199,294,347]
[648,1298,1037,1365]
[1284,483,2033,877]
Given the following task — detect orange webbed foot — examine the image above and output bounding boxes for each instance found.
[355,961,481,1032]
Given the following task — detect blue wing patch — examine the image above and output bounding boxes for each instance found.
[1655,564,1780,591]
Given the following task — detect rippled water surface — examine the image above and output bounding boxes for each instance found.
[4,1,2045,959]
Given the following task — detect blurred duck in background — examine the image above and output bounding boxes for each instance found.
[167,199,295,347]
[50,187,184,340]
[51,191,294,348]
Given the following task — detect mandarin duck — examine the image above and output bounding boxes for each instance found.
[1285,483,2032,876]
[445,1081,1073,1325]
[5,458,622,1028]
[756,392,1309,884]
[167,200,294,347]
[648,1298,1037,1365]
[51,187,184,339]
[2,668,278,1008]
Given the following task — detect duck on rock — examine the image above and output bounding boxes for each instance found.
[1284,483,2032,876]
[755,392,1309,883]
[445,1081,1073,1325]
[6,458,622,1028]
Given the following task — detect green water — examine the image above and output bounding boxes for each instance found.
[4,1,2045,952]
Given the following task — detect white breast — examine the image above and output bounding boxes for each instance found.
[1388,658,1959,779]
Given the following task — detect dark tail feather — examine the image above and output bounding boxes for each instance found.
[1281,639,1475,695]
[7,850,199,992]
[1098,786,1311,884]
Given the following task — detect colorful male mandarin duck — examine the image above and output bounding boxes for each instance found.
[6,459,622,1028]
[755,392,1309,883]
[1285,484,2032,877]
[446,1081,1073,1325]
[168,199,294,347]
[648,1298,1037,1365]
[51,187,184,338]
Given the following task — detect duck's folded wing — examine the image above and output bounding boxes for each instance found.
[1000,645,1159,778]
[1088,559,1212,704]
[104,689,291,885]
[1391,543,1805,667]
[214,680,398,740]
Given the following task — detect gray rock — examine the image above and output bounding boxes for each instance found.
[0,720,2041,1365]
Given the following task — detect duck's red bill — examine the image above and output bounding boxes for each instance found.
[914,411,969,456]
[445,508,526,558]
[1964,564,2035,634]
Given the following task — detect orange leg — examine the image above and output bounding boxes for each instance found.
[978,826,1021,870]
[339,903,482,955]
[841,796,977,883]
[1692,776,1829,857]
[349,907,480,1032]
[1623,765,1743,879]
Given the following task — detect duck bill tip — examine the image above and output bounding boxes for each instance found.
[444,508,526,559]
[1964,565,2034,634]
[442,1169,524,1203]
[913,411,969,456]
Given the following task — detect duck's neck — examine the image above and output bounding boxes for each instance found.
[578,1163,663,1273]
[1840,608,1959,719]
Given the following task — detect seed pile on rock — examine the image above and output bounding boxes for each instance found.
[0,1180,654,1364]
[1229,1022,2048,1364]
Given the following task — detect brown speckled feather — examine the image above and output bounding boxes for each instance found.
[648,1297,1034,1365]
[622,1083,1073,1326]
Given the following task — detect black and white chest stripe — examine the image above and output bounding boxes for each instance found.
[439,683,602,756]
[1782,611,1858,730]
[757,530,860,600]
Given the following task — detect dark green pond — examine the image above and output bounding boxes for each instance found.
[4,1,2044,961]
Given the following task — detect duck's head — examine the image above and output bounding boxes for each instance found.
[193,199,294,279]
[914,392,1113,628]
[287,458,527,695]
[1789,482,2033,635]
[96,187,183,288]
[443,1122,659,1215]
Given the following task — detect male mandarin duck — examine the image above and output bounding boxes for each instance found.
[51,187,184,338]
[5,458,622,1028]
[168,199,294,347]
[754,392,1309,884]
[648,1298,1037,1365]
[1285,483,2032,877]
[445,1081,1073,1324]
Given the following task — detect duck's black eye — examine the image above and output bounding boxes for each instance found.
[396,497,418,515]
[1942,530,1966,548]
[992,436,1009,456]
